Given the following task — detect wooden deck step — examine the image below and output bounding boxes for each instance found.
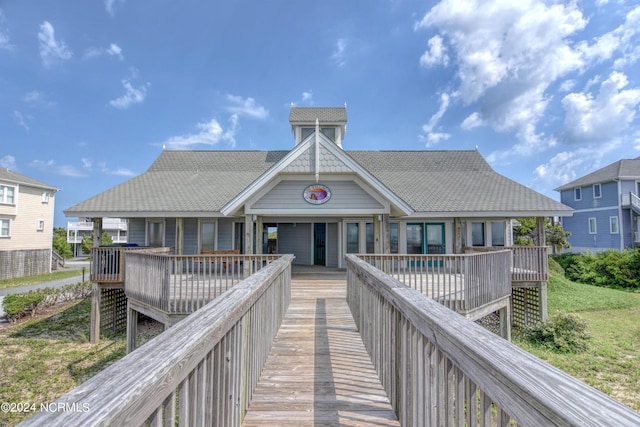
[242,277,400,427]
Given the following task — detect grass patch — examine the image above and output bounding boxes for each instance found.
[0,298,126,426]
[0,270,84,290]
[516,272,640,411]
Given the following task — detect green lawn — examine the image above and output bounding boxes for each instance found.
[516,272,640,412]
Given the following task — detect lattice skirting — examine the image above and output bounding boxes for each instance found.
[512,286,542,329]
[100,288,127,334]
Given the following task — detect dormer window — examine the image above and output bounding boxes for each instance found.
[301,127,314,141]
[300,127,337,143]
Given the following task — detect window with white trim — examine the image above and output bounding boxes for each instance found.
[36,220,45,231]
[610,216,619,234]
[588,217,597,234]
[146,220,165,247]
[199,220,216,252]
[0,218,10,237]
[574,187,582,201]
[471,222,485,246]
[0,185,15,204]
[593,184,601,199]
[42,192,50,203]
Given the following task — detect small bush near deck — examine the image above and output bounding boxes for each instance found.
[2,282,91,322]
[523,312,592,353]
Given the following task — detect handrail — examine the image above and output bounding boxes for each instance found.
[356,252,511,312]
[345,254,640,426]
[465,246,548,282]
[90,246,164,284]
[19,255,294,427]
[125,253,282,314]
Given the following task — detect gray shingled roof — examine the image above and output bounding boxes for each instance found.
[349,151,570,214]
[0,168,59,190]
[289,107,347,124]
[65,149,571,217]
[555,158,640,191]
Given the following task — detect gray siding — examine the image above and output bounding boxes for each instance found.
[278,223,311,265]
[218,218,235,250]
[183,218,198,254]
[128,219,146,245]
[251,180,383,211]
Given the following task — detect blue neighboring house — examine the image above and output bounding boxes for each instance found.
[555,157,640,253]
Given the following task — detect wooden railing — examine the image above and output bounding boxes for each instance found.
[125,253,282,314]
[465,246,548,282]
[90,246,167,284]
[356,251,511,313]
[345,254,640,426]
[19,255,294,427]
[51,250,65,270]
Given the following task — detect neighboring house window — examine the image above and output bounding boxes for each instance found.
[610,216,619,234]
[574,188,582,201]
[472,222,485,246]
[42,192,50,203]
[36,220,45,231]
[0,218,10,237]
[491,222,505,246]
[146,220,165,247]
[0,185,15,204]
[593,184,601,199]
[199,220,216,252]
[588,218,597,234]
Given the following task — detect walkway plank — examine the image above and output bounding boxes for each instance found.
[242,276,400,427]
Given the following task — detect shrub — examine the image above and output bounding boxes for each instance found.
[2,282,92,322]
[3,292,45,322]
[523,312,591,353]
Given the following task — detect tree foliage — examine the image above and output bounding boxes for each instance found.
[52,227,73,258]
[80,232,113,254]
[513,217,571,251]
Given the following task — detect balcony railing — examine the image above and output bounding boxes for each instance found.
[356,251,511,313]
[124,252,283,314]
[465,246,548,282]
[90,246,167,284]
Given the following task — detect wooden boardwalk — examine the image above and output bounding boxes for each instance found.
[242,272,400,427]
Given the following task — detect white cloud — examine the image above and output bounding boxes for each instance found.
[109,79,150,109]
[161,118,226,149]
[30,159,86,177]
[23,90,54,107]
[222,114,240,147]
[13,110,30,131]
[0,155,16,170]
[562,71,640,143]
[302,91,313,103]
[226,95,268,119]
[420,93,452,146]
[460,112,483,130]
[97,162,135,176]
[38,21,72,68]
[105,0,125,16]
[332,38,347,68]
[81,158,92,169]
[84,43,124,60]
[419,35,449,68]
[0,9,11,50]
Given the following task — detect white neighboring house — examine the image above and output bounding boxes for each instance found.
[67,218,128,256]
[0,168,59,280]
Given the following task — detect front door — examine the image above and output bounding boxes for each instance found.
[314,223,326,265]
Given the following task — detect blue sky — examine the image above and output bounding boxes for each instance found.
[1,0,639,228]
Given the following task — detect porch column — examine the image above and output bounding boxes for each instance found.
[90,282,101,344]
[255,215,263,255]
[536,217,545,246]
[381,214,390,254]
[373,215,381,253]
[454,218,463,254]
[244,215,254,277]
[126,303,138,353]
[175,217,184,254]
[92,217,103,248]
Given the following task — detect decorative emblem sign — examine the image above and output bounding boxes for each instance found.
[303,184,331,205]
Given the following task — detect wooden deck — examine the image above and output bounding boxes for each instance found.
[242,274,400,426]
